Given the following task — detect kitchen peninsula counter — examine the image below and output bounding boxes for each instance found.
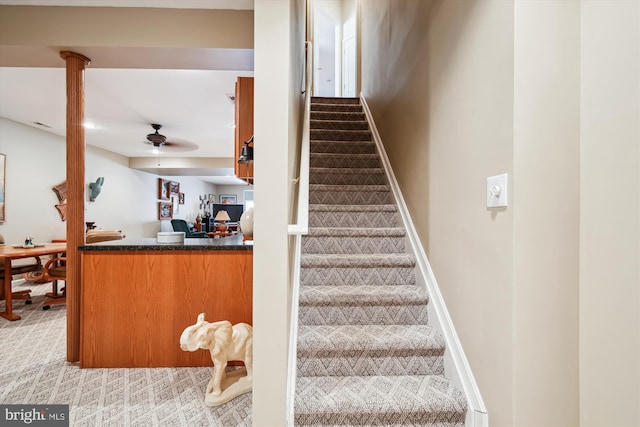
[79,235,253,368]
[79,234,253,251]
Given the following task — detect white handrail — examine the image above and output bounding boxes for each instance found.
[287,40,312,426]
[288,40,312,235]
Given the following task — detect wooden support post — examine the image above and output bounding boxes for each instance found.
[60,51,90,363]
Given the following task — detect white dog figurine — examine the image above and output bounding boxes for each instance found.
[180,313,253,403]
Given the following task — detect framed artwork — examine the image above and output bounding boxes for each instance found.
[178,192,185,204]
[171,194,180,214]
[0,153,5,223]
[158,202,173,220]
[220,194,237,204]
[208,194,215,204]
[170,181,180,195]
[158,178,170,200]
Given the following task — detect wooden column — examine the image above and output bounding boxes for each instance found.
[60,51,90,362]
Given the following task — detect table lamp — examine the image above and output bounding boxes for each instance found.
[214,210,231,232]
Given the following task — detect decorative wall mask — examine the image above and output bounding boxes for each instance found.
[52,181,67,221]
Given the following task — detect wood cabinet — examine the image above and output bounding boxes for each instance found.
[80,249,252,368]
[234,76,254,183]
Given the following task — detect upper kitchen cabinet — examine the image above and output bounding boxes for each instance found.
[235,77,254,183]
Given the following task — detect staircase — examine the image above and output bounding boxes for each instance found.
[294,97,467,426]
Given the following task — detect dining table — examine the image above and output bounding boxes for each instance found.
[0,242,67,321]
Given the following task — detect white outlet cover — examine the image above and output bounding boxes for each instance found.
[487,174,508,208]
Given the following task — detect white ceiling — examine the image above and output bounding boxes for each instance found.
[0,0,255,185]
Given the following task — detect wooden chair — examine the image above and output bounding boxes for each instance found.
[42,231,124,310]
[41,256,66,310]
[0,257,43,304]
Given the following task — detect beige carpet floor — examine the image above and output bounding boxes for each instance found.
[0,281,252,426]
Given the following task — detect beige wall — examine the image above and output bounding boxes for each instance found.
[253,0,305,425]
[513,1,580,425]
[361,0,638,426]
[580,1,640,426]
[361,1,516,425]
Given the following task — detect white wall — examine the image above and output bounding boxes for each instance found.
[580,1,640,425]
[0,117,217,242]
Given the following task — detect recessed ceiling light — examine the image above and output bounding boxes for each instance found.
[83,121,98,129]
[226,94,236,103]
[33,121,52,128]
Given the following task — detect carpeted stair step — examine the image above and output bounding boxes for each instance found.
[312,97,360,104]
[300,254,416,287]
[308,204,399,228]
[302,227,406,254]
[311,111,366,122]
[296,324,444,377]
[310,167,386,185]
[311,119,369,131]
[310,153,380,169]
[309,184,391,205]
[310,139,377,155]
[311,103,363,113]
[295,375,467,426]
[311,129,372,141]
[298,285,428,326]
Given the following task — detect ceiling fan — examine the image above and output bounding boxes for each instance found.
[142,124,198,153]
[144,124,170,148]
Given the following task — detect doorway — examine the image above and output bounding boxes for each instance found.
[312,0,358,97]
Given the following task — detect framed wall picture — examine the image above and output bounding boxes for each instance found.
[170,181,180,195]
[208,194,215,204]
[158,178,170,200]
[178,192,185,205]
[158,202,173,220]
[220,194,237,204]
[171,194,180,215]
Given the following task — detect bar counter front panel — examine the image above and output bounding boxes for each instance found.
[80,237,253,368]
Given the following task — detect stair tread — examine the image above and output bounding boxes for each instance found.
[295,375,467,420]
[299,285,427,304]
[297,324,443,353]
[306,227,405,237]
[311,96,360,103]
[311,152,379,157]
[309,204,397,212]
[309,184,389,192]
[301,253,415,268]
[310,167,384,174]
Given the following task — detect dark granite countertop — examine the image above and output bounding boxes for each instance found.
[78,234,253,251]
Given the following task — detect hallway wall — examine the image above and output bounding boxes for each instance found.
[361,1,516,424]
[360,0,638,426]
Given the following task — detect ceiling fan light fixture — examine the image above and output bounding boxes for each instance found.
[146,123,167,146]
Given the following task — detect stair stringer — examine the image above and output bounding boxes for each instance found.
[361,95,489,427]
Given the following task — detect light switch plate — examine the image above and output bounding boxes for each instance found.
[487,174,508,208]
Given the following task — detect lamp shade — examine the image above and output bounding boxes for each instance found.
[214,210,231,222]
